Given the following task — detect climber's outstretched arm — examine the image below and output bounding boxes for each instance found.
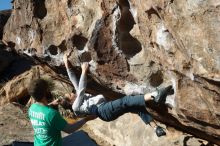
[72,62,89,115]
[63,52,79,91]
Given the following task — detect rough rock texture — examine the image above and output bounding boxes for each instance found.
[0,103,33,145]
[1,0,220,145]
[0,49,35,82]
[0,10,11,40]
[87,114,211,146]
[0,64,73,105]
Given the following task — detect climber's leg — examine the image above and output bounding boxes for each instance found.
[96,89,170,137]
[96,84,173,122]
[97,95,147,121]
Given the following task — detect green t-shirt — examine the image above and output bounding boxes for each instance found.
[28,103,67,146]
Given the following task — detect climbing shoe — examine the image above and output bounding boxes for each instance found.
[155,126,166,137]
[153,85,173,104]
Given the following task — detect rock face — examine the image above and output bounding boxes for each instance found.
[0,10,11,40]
[87,114,211,146]
[0,103,33,145]
[1,0,220,145]
[0,64,73,105]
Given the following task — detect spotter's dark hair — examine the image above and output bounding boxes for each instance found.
[28,78,50,102]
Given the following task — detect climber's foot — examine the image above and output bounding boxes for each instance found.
[155,126,166,137]
[153,85,173,104]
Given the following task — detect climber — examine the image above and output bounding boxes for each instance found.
[60,51,174,137]
[28,78,96,146]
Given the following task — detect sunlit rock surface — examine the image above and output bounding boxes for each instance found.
[1,0,220,145]
[0,103,33,145]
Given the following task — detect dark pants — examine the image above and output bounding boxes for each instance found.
[93,95,153,125]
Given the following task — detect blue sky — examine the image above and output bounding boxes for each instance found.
[0,0,12,10]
